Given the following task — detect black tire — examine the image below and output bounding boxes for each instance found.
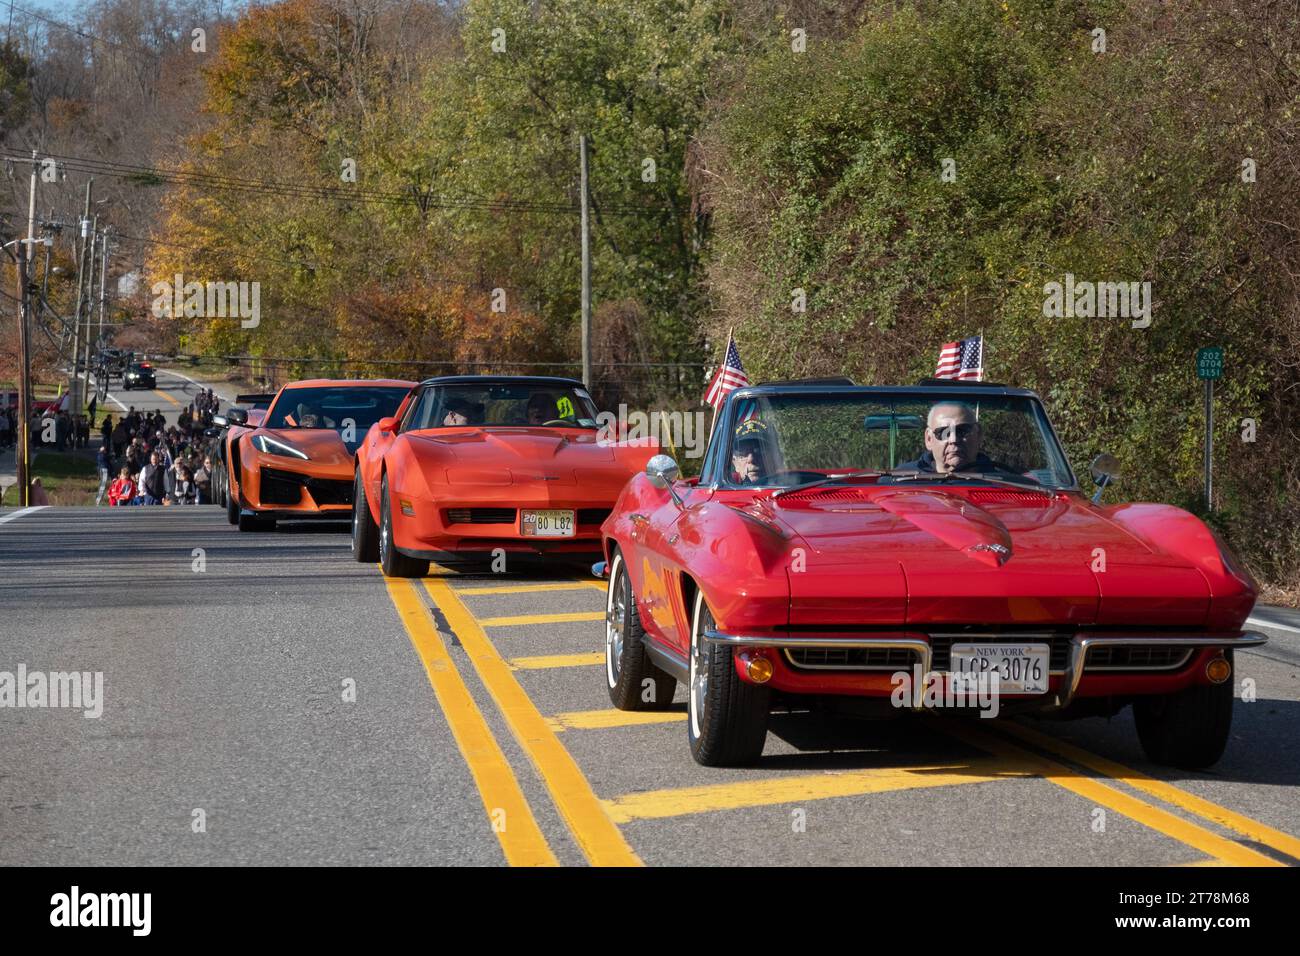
[605,549,677,711]
[378,474,428,577]
[687,590,769,767]
[352,469,380,563]
[225,472,239,525]
[1133,652,1234,769]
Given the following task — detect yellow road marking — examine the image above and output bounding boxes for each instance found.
[383,576,557,867]
[152,388,181,407]
[479,611,605,627]
[511,652,604,670]
[423,578,642,867]
[940,721,1280,867]
[603,759,1030,823]
[456,582,604,596]
[999,721,1300,863]
[546,709,687,732]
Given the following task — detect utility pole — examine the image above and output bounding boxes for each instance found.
[81,217,99,404]
[579,134,592,389]
[15,152,38,507]
[96,227,110,355]
[69,183,92,409]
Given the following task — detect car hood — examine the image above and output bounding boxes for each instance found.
[762,486,1210,627]
[412,428,616,465]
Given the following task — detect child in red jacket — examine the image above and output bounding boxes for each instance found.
[107,467,137,506]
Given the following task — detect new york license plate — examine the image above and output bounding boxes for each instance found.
[950,643,1050,695]
[520,509,575,537]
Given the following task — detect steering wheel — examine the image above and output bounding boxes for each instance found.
[542,419,571,426]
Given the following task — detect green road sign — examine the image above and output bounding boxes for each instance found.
[1197,346,1224,380]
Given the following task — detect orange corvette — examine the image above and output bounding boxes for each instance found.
[220,379,415,531]
[351,375,659,576]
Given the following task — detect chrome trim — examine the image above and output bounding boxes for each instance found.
[704,627,1269,712]
[1049,632,1268,711]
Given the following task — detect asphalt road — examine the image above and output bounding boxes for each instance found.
[2,504,1298,867]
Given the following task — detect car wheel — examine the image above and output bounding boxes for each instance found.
[379,474,428,578]
[605,549,677,711]
[1133,653,1234,769]
[225,474,239,525]
[687,590,769,767]
[352,469,380,563]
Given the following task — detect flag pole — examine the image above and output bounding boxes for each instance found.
[705,327,734,444]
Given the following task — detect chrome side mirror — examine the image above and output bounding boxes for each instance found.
[1089,453,1121,504]
[646,454,683,508]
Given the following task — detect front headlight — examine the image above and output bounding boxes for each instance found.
[253,434,309,460]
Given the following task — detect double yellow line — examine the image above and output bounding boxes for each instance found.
[384,572,640,866]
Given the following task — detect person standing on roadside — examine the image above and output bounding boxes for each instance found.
[95,443,113,506]
[87,395,97,428]
[138,452,166,506]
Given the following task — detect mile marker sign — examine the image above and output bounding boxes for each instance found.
[1197,346,1224,380]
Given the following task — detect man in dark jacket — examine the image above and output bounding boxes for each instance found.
[138,452,167,505]
[897,401,1003,474]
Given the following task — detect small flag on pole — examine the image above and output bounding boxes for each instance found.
[935,335,984,381]
[704,331,750,410]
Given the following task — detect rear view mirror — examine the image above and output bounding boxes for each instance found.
[377,416,398,434]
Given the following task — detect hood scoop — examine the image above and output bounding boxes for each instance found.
[873,490,1013,567]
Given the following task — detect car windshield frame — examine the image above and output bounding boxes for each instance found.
[702,386,1079,492]
[408,381,601,431]
[262,385,412,437]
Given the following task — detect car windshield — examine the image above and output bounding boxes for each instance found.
[719,392,1074,490]
[409,382,600,429]
[264,385,410,450]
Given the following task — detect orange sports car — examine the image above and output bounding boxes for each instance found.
[220,378,415,531]
[351,375,659,576]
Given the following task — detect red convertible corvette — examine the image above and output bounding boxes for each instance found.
[352,375,659,577]
[598,380,1266,768]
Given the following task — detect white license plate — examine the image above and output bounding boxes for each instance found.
[950,643,1050,695]
[520,509,575,537]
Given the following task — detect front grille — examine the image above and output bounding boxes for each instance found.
[445,508,517,524]
[259,469,352,506]
[785,647,918,670]
[578,508,611,525]
[929,633,1071,672]
[306,478,352,506]
[260,468,303,504]
[1086,645,1194,670]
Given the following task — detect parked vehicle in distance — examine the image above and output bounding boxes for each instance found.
[598,379,1265,769]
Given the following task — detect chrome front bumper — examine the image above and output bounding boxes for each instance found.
[703,628,1270,710]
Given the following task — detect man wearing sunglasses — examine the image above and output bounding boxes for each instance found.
[897,401,1000,474]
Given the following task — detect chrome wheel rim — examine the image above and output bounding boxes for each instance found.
[379,491,390,566]
[605,558,625,687]
[690,598,708,738]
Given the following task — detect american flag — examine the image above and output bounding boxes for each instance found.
[704,333,750,410]
[935,335,984,381]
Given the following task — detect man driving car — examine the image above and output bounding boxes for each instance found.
[897,401,1000,473]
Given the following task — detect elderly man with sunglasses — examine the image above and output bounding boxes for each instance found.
[897,401,1002,474]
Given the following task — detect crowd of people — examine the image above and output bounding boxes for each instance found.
[97,388,224,507]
